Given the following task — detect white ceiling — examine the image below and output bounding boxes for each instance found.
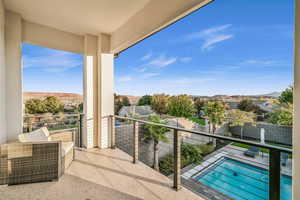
[4,0,151,35]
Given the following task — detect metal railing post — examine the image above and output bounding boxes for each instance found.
[269,149,281,200]
[110,115,116,149]
[133,121,139,164]
[173,129,181,191]
[79,114,84,148]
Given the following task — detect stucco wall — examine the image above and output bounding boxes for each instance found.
[229,123,292,146]
[0,0,6,144]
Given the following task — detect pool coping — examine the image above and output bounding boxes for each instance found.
[181,144,292,200]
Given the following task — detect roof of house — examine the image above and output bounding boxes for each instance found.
[118,105,155,117]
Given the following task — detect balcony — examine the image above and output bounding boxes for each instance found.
[0,148,202,200]
[0,115,293,200]
[0,0,299,199]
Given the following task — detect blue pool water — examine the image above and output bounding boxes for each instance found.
[194,158,292,200]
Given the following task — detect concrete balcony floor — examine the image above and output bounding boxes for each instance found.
[0,148,203,200]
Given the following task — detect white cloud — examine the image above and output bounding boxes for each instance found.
[186,24,234,51]
[23,49,82,73]
[202,34,234,50]
[179,57,192,63]
[240,59,289,67]
[141,52,152,61]
[148,55,177,67]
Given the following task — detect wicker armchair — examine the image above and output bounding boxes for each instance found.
[0,128,75,185]
[0,141,61,185]
[49,129,76,173]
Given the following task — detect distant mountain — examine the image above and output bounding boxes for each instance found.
[255,92,281,98]
[23,92,83,105]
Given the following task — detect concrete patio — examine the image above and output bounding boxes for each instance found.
[0,148,203,200]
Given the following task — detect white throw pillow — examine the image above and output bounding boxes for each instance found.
[18,127,51,143]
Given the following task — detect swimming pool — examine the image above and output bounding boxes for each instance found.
[193,157,292,200]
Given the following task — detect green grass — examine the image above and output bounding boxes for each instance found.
[232,142,292,158]
[231,142,269,153]
[188,116,205,126]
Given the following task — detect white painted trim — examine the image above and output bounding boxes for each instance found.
[293,0,299,199]
[22,20,84,54]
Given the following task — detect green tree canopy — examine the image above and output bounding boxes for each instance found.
[114,94,131,114]
[122,96,130,106]
[268,103,293,126]
[168,95,195,118]
[194,98,206,117]
[204,101,225,134]
[138,95,152,106]
[279,87,293,104]
[237,99,262,114]
[25,99,46,114]
[227,109,256,127]
[151,94,169,114]
[43,96,64,114]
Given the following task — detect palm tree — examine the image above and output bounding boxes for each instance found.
[144,115,169,171]
[204,101,225,134]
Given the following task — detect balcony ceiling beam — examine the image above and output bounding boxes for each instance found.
[110,0,213,53]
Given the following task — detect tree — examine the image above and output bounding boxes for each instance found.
[279,87,293,104]
[114,94,123,114]
[203,101,225,134]
[268,103,293,126]
[122,96,131,106]
[144,115,169,171]
[168,95,195,118]
[25,99,46,114]
[151,94,169,114]
[237,99,262,114]
[138,95,152,106]
[43,96,64,114]
[114,95,131,115]
[227,109,256,139]
[194,98,206,117]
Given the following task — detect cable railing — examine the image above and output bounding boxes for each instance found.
[111,115,292,200]
[23,113,85,147]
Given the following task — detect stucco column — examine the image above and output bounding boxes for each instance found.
[83,34,98,148]
[5,11,23,142]
[98,34,114,149]
[0,0,6,144]
[293,0,300,199]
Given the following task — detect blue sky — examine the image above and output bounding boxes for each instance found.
[115,0,294,96]
[23,0,294,96]
[22,44,83,94]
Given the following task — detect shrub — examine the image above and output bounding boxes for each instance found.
[197,144,215,156]
[181,143,203,164]
[159,143,203,176]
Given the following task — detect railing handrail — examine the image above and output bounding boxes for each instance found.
[114,115,292,153]
[49,127,78,133]
[24,113,84,118]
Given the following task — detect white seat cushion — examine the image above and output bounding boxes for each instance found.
[61,142,74,156]
[18,127,51,143]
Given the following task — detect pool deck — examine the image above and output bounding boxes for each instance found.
[181,144,292,200]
